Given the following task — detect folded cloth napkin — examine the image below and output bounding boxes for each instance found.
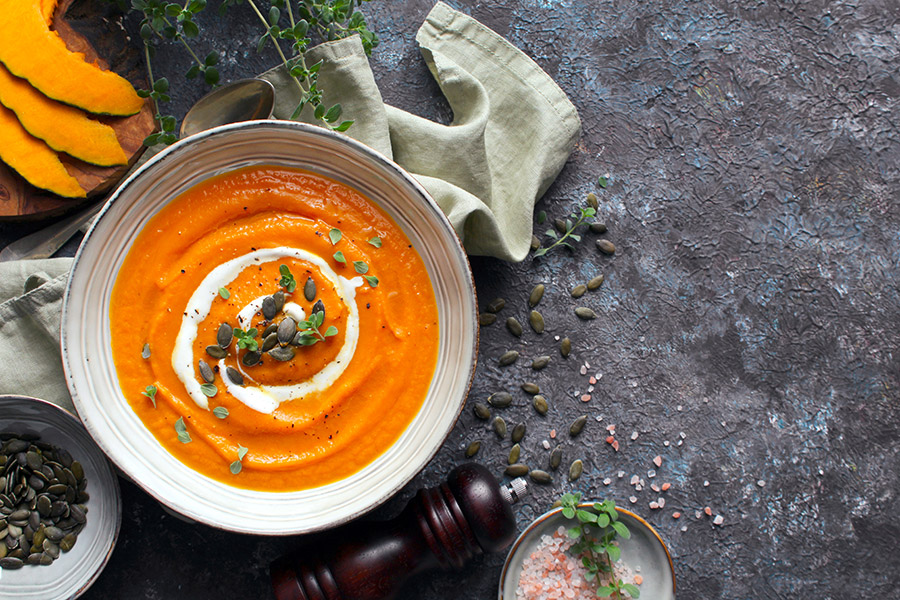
[0,2,579,408]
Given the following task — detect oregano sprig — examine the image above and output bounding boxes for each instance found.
[533,204,597,257]
[293,310,338,345]
[233,327,259,351]
[559,492,639,600]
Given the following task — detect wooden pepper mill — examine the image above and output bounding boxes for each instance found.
[271,463,528,600]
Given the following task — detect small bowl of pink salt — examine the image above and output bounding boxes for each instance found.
[498,501,675,600]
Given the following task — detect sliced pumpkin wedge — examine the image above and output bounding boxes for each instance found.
[0,0,143,116]
[0,64,127,166]
[0,104,85,198]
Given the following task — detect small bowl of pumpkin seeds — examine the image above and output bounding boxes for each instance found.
[0,395,121,599]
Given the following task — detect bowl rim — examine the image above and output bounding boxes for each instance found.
[0,394,123,599]
[60,120,478,534]
[497,503,676,599]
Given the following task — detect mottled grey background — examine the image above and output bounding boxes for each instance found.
[2,0,899,597]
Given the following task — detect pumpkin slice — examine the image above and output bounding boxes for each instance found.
[0,64,127,166]
[0,0,142,116]
[0,104,85,198]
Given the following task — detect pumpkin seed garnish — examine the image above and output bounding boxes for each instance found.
[329,228,342,245]
[521,382,540,395]
[587,274,605,290]
[586,192,599,210]
[479,313,497,326]
[200,383,217,398]
[304,277,316,302]
[261,332,279,353]
[549,446,562,470]
[528,284,545,307]
[368,236,382,248]
[486,298,505,313]
[511,422,526,444]
[212,406,229,419]
[492,416,508,439]
[142,385,157,408]
[506,317,523,337]
[174,417,192,443]
[530,469,552,484]
[218,286,230,300]
[311,299,325,319]
[560,337,572,358]
[498,350,519,366]
[569,459,584,481]
[141,343,151,359]
[575,307,597,320]
[533,395,549,415]
[263,323,278,338]
[473,403,491,420]
[505,463,529,477]
[488,392,513,408]
[198,360,214,384]
[508,443,521,464]
[531,356,550,370]
[279,264,297,292]
[217,323,233,348]
[465,441,481,458]
[262,296,278,320]
[569,415,588,437]
[242,350,261,367]
[206,345,227,359]
[353,260,369,274]
[225,366,243,386]
[571,284,587,298]
[277,317,297,344]
[268,346,296,362]
[529,310,545,333]
[272,290,285,313]
[596,239,616,255]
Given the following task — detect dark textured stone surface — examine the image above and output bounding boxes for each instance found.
[2,0,899,597]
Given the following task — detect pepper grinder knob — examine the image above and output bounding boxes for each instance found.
[271,463,526,600]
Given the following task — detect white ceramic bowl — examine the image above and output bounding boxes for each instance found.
[61,121,477,535]
[499,505,676,600]
[0,395,121,599]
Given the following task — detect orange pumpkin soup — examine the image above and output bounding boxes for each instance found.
[110,165,439,491]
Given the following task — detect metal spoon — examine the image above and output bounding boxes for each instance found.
[0,78,277,262]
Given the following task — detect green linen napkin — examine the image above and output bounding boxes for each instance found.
[0,2,579,408]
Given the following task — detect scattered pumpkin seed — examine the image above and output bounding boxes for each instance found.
[488,392,513,408]
[530,235,540,251]
[473,402,491,420]
[560,337,571,358]
[506,317,523,337]
[269,346,295,362]
[586,192,598,210]
[492,416,508,439]
[529,310,545,333]
[569,415,588,437]
[590,222,607,234]
[486,298,506,313]
[533,395,549,415]
[304,277,316,302]
[511,422,526,444]
[575,307,597,320]
[530,469,552,484]
[479,313,497,326]
[587,275,605,290]
[498,350,519,366]
[596,239,616,255]
[569,459,584,481]
[570,284,587,298]
[505,464,529,477]
[206,345,227,359]
[521,382,540,395]
[225,367,243,386]
[531,356,551,370]
[198,360,214,384]
[508,444,521,465]
[549,446,562,470]
[528,284,545,307]
[465,441,481,458]
[554,218,567,234]
[277,317,296,344]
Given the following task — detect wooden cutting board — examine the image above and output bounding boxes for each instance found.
[0,0,155,221]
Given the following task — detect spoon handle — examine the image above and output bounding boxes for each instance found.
[0,201,103,262]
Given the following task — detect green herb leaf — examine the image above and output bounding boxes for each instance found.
[598,175,608,188]
[279,264,297,292]
[229,460,242,474]
[142,385,157,408]
[333,251,346,264]
[324,325,338,337]
[364,275,379,288]
[353,260,368,274]
[237,444,249,460]
[622,583,641,598]
[219,286,230,299]
[174,416,191,443]
[537,210,546,224]
[611,520,630,539]
[329,228,342,245]
[213,406,229,419]
[200,383,217,397]
[233,328,259,352]
[367,236,382,248]
[562,506,576,519]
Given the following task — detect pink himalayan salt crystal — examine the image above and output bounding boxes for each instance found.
[672,512,681,519]
[653,455,662,467]
[713,515,725,526]
[580,365,587,375]
[550,429,557,439]
[661,482,671,491]
[589,376,597,384]
[580,394,591,403]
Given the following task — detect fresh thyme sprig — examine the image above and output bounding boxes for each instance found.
[559,492,639,600]
[293,310,338,345]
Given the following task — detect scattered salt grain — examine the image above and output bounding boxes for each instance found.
[704,506,712,516]
[617,471,625,478]
[679,432,686,439]
[550,429,557,439]
[677,440,683,446]
[630,475,640,485]
[580,394,591,402]
[650,483,660,493]
[634,484,642,491]
[542,440,551,450]
[703,480,710,487]
[672,512,681,519]
[629,496,637,504]
[657,498,665,508]
[603,478,612,485]
[653,455,662,467]
[713,515,724,526]
[649,501,659,510]
[647,469,656,478]
[663,440,670,447]
[630,431,639,440]
[580,365,587,375]
[757,480,766,487]
[676,405,683,411]
[589,376,596,384]
[661,482,671,491]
